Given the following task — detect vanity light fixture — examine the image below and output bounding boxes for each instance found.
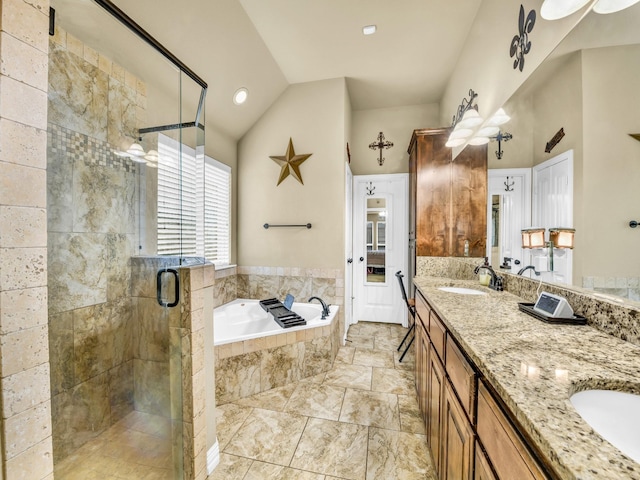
[477,126,500,137]
[233,87,248,105]
[541,0,640,19]
[362,25,377,35]
[468,136,490,145]
[445,137,467,148]
[457,109,484,129]
[521,227,575,271]
[486,108,511,127]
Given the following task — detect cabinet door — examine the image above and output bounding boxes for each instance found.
[477,381,548,480]
[427,344,445,475]
[418,322,429,430]
[474,442,497,480]
[440,382,474,480]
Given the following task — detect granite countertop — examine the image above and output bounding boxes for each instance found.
[413,276,640,480]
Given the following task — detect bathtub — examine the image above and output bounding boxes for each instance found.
[213,298,339,346]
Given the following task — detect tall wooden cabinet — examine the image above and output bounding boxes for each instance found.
[408,129,487,258]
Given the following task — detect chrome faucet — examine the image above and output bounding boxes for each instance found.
[517,265,541,276]
[308,296,330,319]
[473,264,504,291]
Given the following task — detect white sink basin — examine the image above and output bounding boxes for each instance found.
[570,389,640,463]
[437,287,486,295]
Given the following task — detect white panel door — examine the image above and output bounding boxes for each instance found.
[344,163,353,343]
[532,150,574,284]
[353,174,408,325]
[487,168,532,272]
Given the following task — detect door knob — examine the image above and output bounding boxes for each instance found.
[359,257,364,262]
[347,258,353,264]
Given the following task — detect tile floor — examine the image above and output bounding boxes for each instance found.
[210,322,437,480]
[53,411,174,479]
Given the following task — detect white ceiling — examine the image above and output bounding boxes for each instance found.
[53,0,481,141]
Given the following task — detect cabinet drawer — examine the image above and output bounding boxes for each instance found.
[477,381,547,480]
[429,310,446,361]
[474,441,497,480]
[446,336,476,420]
[415,290,430,326]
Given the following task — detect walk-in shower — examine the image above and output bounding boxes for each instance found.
[47,1,208,478]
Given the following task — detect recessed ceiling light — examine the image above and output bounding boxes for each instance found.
[362,25,377,35]
[233,87,248,105]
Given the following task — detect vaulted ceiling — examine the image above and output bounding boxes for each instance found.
[53,0,481,140]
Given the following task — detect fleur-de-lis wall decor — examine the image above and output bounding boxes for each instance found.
[510,5,536,72]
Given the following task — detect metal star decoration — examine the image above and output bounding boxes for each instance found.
[269,138,312,186]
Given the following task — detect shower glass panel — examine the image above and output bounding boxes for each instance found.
[47,1,205,478]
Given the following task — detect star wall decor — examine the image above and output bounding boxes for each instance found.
[269,138,312,186]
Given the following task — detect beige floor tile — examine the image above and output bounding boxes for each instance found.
[339,389,400,430]
[299,371,327,384]
[398,394,426,435]
[235,383,298,411]
[373,334,404,351]
[345,334,374,349]
[285,382,346,421]
[244,461,325,480]
[366,427,435,480]
[290,417,368,480]
[207,453,252,480]
[352,348,395,368]
[372,367,415,395]
[335,346,356,364]
[215,403,253,450]
[223,408,308,465]
[323,363,372,390]
[349,322,392,337]
[394,348,415,370]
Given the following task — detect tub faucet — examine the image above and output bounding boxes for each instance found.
[308,296,330,319]
[517,265,541,276]
[473,264,504,291]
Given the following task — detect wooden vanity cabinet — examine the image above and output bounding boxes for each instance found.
[415,289,551,480]
[476,381,548,480]
[441,381,475,480]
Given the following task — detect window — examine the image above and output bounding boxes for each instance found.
[157,134,231,265]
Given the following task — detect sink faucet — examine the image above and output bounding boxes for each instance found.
[517,265,541,276]
[473,264,504,291]
[308,296,330,319]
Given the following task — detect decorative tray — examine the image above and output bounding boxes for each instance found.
[518,303,587,325]
[259,298,306,328]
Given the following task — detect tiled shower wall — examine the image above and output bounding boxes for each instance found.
[0,1,53,478]
[46,28,146,462]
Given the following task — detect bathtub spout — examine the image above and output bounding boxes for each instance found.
[308,296,330,319]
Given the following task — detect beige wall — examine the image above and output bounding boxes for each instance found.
[0,0,53,479]
[237,78,347,268]
[581,44,640,278]
[350,103,439,175]
[441,0,586,155]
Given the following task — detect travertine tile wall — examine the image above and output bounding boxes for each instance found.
[0,1,53,479]
[212,266,344,404]
[46,27,148,463]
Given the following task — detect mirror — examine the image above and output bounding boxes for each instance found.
[366,197,387,283]
[491,4,640,302]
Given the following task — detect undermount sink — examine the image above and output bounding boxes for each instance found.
[437,286,486,295]
[570,389,640,463]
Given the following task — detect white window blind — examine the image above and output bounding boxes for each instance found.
[204,157,231,265]
[157,134,231,265]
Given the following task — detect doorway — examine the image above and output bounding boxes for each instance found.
[352,174,408,325]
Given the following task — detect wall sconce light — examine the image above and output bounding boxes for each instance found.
[521,227,575,271]
[368,131,394,166]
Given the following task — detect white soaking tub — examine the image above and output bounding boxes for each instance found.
[213,298,338,346]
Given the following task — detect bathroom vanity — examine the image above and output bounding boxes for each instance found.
[413,277,640,480]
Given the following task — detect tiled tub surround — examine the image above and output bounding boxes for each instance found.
[414,276,640,479]
[417,256,640,347]
[47,27,147,463]
[213,266,345,405]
